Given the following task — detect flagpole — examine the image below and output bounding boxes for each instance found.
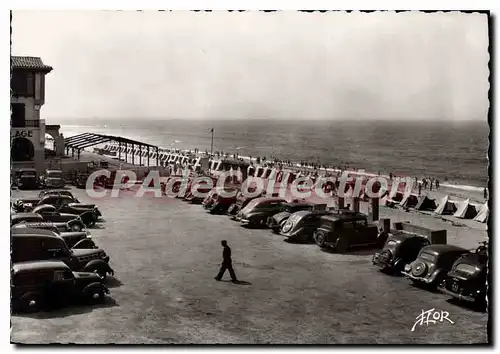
[209,128,214,174]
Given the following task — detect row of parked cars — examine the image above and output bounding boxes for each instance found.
[12,168,66,190]
[11,189,114,313]
[173,183,488,310]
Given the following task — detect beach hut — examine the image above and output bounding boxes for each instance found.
[380,196,397,208]
[414,195,437,211]
[473,203,489,223]
[453,199,478,219]
[400,193,419,209]
[434,195,457,215]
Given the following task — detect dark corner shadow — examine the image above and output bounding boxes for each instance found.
[221,280,252,285]
[105,276,123,288]
[446,298,487,313]
[13,297,119,320]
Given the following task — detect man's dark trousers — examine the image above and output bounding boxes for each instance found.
[216,261,237,281]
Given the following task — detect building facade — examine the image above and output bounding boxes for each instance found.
[11,56,54,174]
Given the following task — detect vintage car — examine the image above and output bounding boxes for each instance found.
[12,231,114,278]
[438,241,488,307]
[11,212,44,226]
[12,194,101,218]
[234,197,289,227]
[33,204,98,228]
[202,187,238,214]
[13,168,39,190]
[402,244,469,289]
[11,212,86,232]
[227,190,263,216]
[372,233,431,274]
[11,260,109,313]
[183,177,218,204]
[38,189,76,199]
[11,226,96,249]
[279,208,333,242]
[266,202,317,234]
[39,169,65,188]
[313,213,385,252]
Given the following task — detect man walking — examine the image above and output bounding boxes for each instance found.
[215,240,238,282]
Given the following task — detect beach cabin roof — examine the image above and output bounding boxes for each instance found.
[473,203,489,223]
[453,199,477,219]
[414,195,437,211]
[434,195,457,215]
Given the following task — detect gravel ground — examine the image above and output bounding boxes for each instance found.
[10,187,489,344]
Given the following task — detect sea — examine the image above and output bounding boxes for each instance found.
[56,118,489,191]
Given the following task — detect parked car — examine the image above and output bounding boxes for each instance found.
[372,233,431,274]
[183,178,217,204]
[11,213,44,226]
[13,194,101,218]
[39,169,65,188]
[11,231,114,278]
[438,241,488,308]
[313,212,385,252]
[13,168,39,190]
[227,190,263,216]
[11,260,109,313]
[38,189,76,199]
[33,204,98,228]
[11,226,96,249]
[266,202,317,234]
[202,187,238,214]
[234,197,288,227]
[279,208,333,242]
[11,212,86,232]
[402,244,469,289]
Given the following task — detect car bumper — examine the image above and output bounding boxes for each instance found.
[401,271,434,283]
[438,285,477,303]
[239,218,251,225]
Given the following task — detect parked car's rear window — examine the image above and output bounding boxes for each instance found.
[455,263,477,274]
[419,252,436,262]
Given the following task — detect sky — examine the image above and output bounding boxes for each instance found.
[11,11,489,121]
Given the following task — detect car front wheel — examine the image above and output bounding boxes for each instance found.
[314,230,327,248]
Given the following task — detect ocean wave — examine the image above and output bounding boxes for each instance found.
[440,183,485,193]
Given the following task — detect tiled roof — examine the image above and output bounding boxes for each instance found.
[11,56,53,72]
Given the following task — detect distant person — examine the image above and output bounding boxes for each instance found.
[418,183,422,195]
[484,188,488,199]
[215,240,238,282]
[389,172,393,180]
[429,179,433,191]
[435,179,440,189]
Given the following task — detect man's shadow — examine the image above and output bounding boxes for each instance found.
[221,280,252,285]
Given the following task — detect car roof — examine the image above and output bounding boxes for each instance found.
[11,213,42,220]
[12,260,70,273]
[420,244,468,254]
[11,230,62,239]
[11,227,59,236]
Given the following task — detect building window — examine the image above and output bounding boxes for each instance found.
[11,103,25,128]
[11,71,35,97]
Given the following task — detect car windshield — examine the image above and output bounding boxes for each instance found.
[289,212,307,225]
[419,252,436,262]
[48,171,62,178]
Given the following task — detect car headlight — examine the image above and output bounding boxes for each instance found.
[404,264,411,272]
